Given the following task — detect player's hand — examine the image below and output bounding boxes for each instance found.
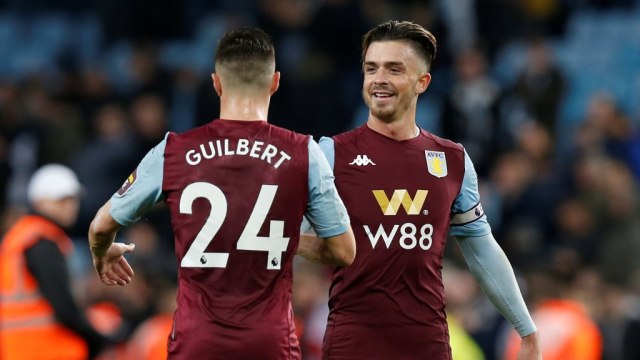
[517,331,542,360]
[92,242,135,286]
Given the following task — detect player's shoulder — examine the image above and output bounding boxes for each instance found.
[421,130,464,153]
[167,122,211,142]
[331,125,367,146]
[267,123,308,138]
[267,123,311,146]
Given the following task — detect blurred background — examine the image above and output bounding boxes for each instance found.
[1,0,639,359]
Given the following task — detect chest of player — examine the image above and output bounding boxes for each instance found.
[333,137,464,254]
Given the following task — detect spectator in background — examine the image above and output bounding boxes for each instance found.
[569,153,611,220]
[169,69,200,133]
[21,77,85,165]
[485,151,540,262]
[0,164,112,360]
[77,68,118,123]
[127,43,173,99]
[442,261,488,360]
[441,45,505,177]
[72,102,139,233]
[513,38,566,138]
[0,82,36,218]
[558,152,640,359]
[2,80,65,209]
[485,121,565,267]
[129,92,169,159]
[515,121,554,173]
[594,160,640,289]
[124,278,177,360]
[552,197,601,267]
[503,266,603,360]
[581,93,640,180]
[257,0,355,138]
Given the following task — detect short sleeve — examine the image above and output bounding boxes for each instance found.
[109,135,167,226]
[305,138,349,238]
[449,149,491,237]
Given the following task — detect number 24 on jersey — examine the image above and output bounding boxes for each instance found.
[179,183,289,270]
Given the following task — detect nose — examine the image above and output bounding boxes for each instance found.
[373,69,389,85]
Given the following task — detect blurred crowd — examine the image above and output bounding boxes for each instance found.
[1,0,640,359]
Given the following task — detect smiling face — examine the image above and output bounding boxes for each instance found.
[362,41,431,124]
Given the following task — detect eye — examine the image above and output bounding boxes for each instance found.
[389,67,402,74]
[364,66,376,74]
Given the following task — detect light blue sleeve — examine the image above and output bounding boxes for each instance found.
[318,137,335,169]
[109,135,167,226]
[455,233,537,337]
[449,149,491,237]
[304,138,349,238]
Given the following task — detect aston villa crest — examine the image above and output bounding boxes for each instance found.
[425,151,447,178]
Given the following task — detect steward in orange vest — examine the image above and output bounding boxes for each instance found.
[0,164,111,360]
[503,267,602,360]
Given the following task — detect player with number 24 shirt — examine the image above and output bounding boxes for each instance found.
[88,28,355,360]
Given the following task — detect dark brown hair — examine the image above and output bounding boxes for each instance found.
[362,21,437,70]
[214,27,275,87]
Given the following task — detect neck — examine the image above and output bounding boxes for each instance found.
[31,209,68,230]
[219,93,270,121]
[366,109,418,141]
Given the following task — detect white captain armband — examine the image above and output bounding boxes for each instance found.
[451,202,485,226]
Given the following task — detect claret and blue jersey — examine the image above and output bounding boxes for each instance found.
[319,124,490,360]
[108,119,349,360]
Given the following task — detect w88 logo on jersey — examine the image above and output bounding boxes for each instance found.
[366,189,433,250]
[363,223,433,250]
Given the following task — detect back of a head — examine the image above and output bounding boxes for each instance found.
[362,20,437,71]
[214,27,275,92]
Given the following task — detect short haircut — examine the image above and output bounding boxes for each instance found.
[362,20,437,71]
[214,27,275,90]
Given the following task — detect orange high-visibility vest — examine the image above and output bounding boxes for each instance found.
[0,215,88,360]
[125,314,174,360]
[503,299,602,360]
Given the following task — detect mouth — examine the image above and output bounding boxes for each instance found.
[371,90,395,101]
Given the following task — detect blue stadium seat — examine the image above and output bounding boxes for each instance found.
[491,41,527,87]
[0,13,21,77]
[73,14,103,66]
[554,6,640,130]
[100,41,135,93]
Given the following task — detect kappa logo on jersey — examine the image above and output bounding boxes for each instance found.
[425,151,447,178]
[116,168,137,196]
[349,155,376,166]
[372,189,429,215]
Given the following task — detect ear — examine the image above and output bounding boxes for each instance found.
[212,73,222,96]
[415,72,431,95]
[270,71,280,95]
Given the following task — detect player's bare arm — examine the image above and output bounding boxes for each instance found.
[88,200,135,286]
[298,229,356,266]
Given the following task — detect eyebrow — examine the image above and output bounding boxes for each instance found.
[363,61,406,67]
